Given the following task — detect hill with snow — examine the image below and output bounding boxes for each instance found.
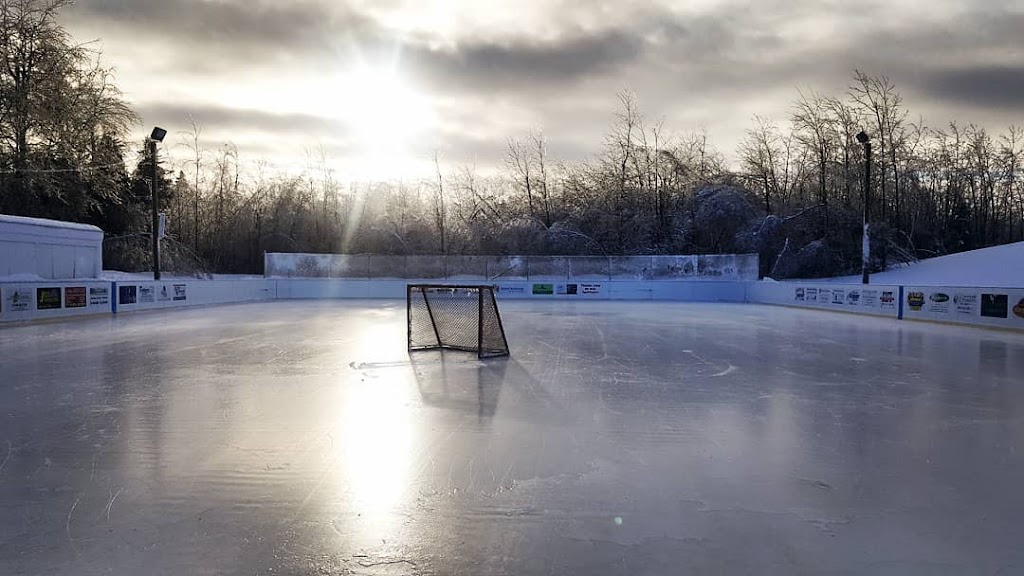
[820,241,1024,288]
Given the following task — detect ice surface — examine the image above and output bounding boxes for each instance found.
[1,301,1023,574]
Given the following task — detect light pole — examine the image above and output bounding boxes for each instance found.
[149,127,167,280]
[856,130,872,285]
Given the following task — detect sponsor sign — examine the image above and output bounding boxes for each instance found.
[817,288,831,305]
[862,290,878,307]
[556,284,579,295]
[139,285,155,303]
[980,294,1008,319]
[581,284,602,295]
[928,292,951,314]
[795,288,805,302]
[119,285,137,305]
[495,285,525,295]
[65,287,87,308]
[173,285,187,301]
[532,283,554,295]
[5,287,33,312]
[831,289,845,305]
[806,287,818,303]
[880,291,896,310]
[1014,299,1024,320]
[907,291,925,311]
[37,287,62,310]
[846,290,861,306]
[158,285,172,301]
[953,293,977,315]
[89,286,110,306]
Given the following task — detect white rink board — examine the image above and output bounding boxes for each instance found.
[6,276,1023,333]
[902,286,1024,330]
[2,279,274,323]
[113,280,273,313]
[1,281,113,323]
[272,280,749,302]
[747,281,901,318]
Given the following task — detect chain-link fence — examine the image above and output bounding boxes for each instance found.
[265,253,759,281]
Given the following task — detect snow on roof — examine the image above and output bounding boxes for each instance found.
[0,214,102,233]
[822,241,1024,288]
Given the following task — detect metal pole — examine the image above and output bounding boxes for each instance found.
[150,139,161,281]
[862,141,872,285]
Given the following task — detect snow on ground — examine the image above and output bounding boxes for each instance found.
[98,271,265,281]
[0,273,46,282]
[0,271,265,282]
[813,241,1024,288]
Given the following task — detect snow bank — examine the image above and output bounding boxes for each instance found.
[816,242,1024,288]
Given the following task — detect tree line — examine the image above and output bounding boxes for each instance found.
[1,0,1020,278]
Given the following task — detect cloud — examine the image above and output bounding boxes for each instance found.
[405,29,644,93]
[918,66,1024,111]
[65,0,1024,177]
[68,0,377,61]
[137,103,343,137]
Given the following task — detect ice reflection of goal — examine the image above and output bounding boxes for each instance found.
[407,285,510,359]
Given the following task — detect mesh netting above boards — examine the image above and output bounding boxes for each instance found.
[407,284,510,359]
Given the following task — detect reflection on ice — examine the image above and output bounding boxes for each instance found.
[339,382,412,541]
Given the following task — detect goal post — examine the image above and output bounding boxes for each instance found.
[407,284,510,358]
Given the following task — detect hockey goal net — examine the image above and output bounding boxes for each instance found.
[407,284,510,358]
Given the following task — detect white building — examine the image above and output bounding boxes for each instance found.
[0,214,103,280]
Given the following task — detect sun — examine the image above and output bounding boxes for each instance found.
[332,63,434,181]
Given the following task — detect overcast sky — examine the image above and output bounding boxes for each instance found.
[63,0,1023,181]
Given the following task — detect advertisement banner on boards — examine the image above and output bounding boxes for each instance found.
[532,284,554,295]
[5,287,33,313]
[36,287,62,310]
[761,282,900,317]
[953,292,977,315]
[139,285,155,303]
[173,284,187,301]
[880,290,897,310]
[65,287,87,308]
[1013,298,1024,320]
[89,286,110,306]
[817,288,831,305]
[846,289,861,306]
[158,284,172,301]
[980,294,1008,319]
[927,291,952,314]
[900,285,1024,329]
[806,287,818,303]
[495,285,525,296]
[119,285,137,305]
[831,289,845,305]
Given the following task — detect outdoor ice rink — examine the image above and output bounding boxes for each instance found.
[2,300,1023,575]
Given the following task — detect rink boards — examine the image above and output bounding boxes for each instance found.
[2,278,1023,332]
